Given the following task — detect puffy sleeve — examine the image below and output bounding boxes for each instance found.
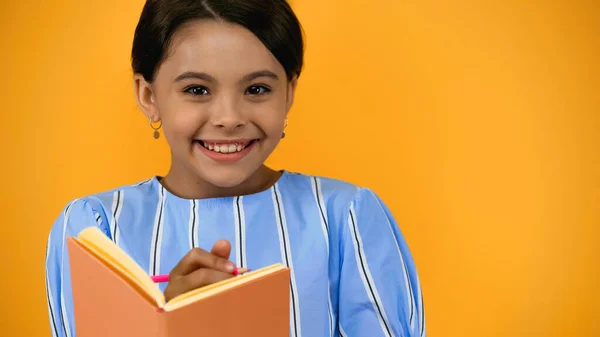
[45,199,111,337]
[337,188,426,337]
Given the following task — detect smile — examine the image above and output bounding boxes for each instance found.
[198,139,257,154]
[195,139,259,162]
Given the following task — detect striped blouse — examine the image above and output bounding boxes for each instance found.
[45,171,426,337]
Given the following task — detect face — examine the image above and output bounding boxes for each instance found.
[134,20,297,188]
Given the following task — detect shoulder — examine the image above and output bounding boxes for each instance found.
[62,177,157,217]
[48,177,158,240]
[281,171,383,214]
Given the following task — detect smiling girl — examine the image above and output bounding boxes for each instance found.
[45,1,425,336]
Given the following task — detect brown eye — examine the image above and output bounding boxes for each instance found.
[245,85,271,96]
[184,86,210,96]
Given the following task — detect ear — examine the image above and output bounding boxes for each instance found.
[285,75,299,115]
[133,73,160,122]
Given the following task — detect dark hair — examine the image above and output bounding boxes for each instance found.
[131,0,304,82]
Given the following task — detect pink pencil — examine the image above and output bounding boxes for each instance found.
[150,274,169,283]
[150,268,251,283]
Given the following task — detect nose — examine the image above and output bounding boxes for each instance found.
[210,96,246,131]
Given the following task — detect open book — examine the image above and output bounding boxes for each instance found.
[67,227,290,337]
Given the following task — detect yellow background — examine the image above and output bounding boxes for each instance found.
[1,0,598,336]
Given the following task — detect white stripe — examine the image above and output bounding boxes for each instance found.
[311,178,334,337]
[45,238,59,337]
[93,212,103,227]
[417,275,426,337]
[60,199,79,337]
[233,196,248,268]
[233,197,241,267]
[149,188,165,275]
[348,205,393,337]
[339,324,349,337]
[272,186,302,337]
[110,190,124,245]
[188,200,198,249]
[372,194,416,330]
[188,200,193,249]
[133,178,152,186]
[311,178,330,250]
[239,197,247,268]
[193,201,199,249]
[46,278,59,337]
[109,192,117,239]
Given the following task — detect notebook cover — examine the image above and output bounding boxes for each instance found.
[164,268,290,337]
[67,238,165,337]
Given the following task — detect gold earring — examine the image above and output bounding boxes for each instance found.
[282,118,289,139]
[150,118,162,139]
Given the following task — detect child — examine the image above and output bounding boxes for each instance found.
[45,0,425,336]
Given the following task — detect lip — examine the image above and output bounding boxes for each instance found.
[195,140,257,163]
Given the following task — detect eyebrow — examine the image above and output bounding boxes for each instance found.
[174,72,216,83]
[242,70,279,82]
[174,70,279,83]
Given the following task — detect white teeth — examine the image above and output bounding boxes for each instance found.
[202,142,248,154]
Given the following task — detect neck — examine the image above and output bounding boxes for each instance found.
[160,164,281,200]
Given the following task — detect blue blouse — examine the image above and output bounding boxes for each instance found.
[46,171,425,336]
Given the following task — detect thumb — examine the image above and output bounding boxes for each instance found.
[211,239,231,260]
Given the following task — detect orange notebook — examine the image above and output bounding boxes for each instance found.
[66,227,290,337]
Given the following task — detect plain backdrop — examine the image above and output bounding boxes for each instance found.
[0,0,598,336]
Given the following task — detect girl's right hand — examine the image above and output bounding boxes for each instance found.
[163,239,236,302]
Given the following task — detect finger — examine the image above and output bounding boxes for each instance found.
[164,268,233,301]
[184,268,234,289]
[211,239,231,260]
[169,247,235,277]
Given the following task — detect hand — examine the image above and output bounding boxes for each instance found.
[164,240,236,302]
